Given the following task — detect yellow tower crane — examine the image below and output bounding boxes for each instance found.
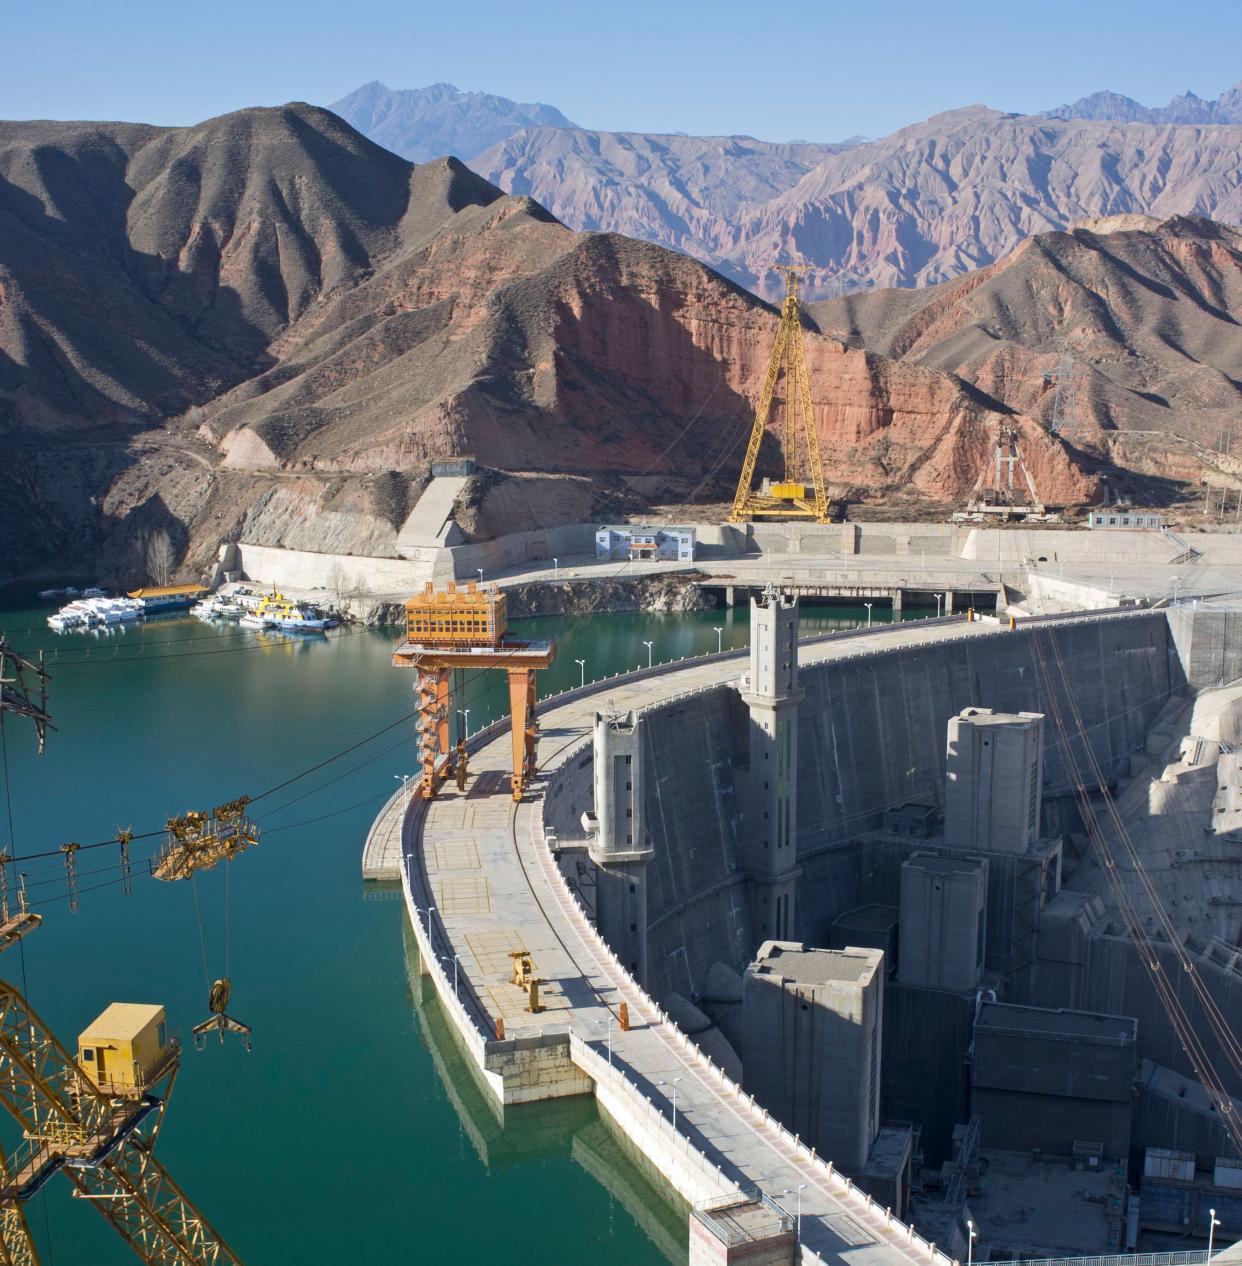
[0,641,249,1265]
[730,266,830,523]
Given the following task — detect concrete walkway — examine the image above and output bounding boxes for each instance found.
[383,616,1034,1265]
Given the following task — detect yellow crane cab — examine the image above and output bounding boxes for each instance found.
[77,1002,173,1096]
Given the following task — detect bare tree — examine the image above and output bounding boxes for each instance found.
[326,561,350,608]
[144,529,176,586]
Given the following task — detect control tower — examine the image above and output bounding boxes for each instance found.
[739,586,802,942]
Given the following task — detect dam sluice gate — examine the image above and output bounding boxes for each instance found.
[544,597,1242,1256]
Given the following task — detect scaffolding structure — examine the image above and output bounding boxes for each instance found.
[959,424,1050,521]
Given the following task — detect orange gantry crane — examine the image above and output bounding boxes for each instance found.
[392,581,556,802]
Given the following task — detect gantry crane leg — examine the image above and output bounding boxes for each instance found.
[416,667,452,799]
[506,669,539,802]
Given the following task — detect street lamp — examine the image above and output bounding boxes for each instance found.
[643,640,654,669]
[457,708,471,739]
[453,953,461,998]
[656,1077,683,1130]
[864,602,873,629]
[714,626,724,653]
[967,1218,977,1266]
[575,658,586,688]
[553,557,559,580]
[1210,1208,1222,1259]
[779,1185,808,1239]
[476,568,484,585]
[934,593,943,618]
[393,773,410,803]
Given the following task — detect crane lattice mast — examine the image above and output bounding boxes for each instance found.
[964,423,1046,519]
[729,267,830,523]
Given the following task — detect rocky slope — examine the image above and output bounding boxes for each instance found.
[0,102,1098,580]
[472,106,1242,298]
[809,215,1242,490]
[330,81,575,164]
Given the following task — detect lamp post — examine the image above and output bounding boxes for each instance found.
[553,557,559,580]
[656,1077,683,1130]
[575,658,586,688]
[864,602,873,628]
[393,773,410,803]
[934,593,943,618]
[1209,1208,1221,1259]
[413,903,437,942]
[598,1015,614,1064]
[476,568,484,585]
[714,627,724,653]
[967,1218,977,1266]
[643,640,654,669]
[779,1184,808,1238]
[453,953,460,998]
[457,708,471,739]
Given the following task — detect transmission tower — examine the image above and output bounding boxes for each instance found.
[1043,338,1085,438]
[730,267,830,523]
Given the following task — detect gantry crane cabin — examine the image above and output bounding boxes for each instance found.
[730,266,830,524]
[393,581,556,802]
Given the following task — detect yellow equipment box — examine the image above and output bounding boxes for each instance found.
[770,482,807,501]
[78,1002,169,1092]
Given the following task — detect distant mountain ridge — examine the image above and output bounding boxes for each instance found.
[329,81,575,163]
[1043,81,1242,125]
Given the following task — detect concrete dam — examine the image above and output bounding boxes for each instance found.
[368,600,1242,1264]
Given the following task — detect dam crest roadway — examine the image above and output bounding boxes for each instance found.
[365,602,1205,1265]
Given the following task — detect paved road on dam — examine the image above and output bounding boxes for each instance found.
[384,616,1018,1264]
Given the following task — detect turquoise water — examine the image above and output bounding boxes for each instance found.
[0,593,910,1263]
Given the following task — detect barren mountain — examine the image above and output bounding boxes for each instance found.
[0,102,1094,580]
[809,215,1242,488]
[330,81,575,163]
[472,128,853,274]
[1043,81,1242,126]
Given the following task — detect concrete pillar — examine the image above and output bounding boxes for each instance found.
[891,589,903,614]
[739,587,802,942]
[586,711,653,985]
[842,522,861,556]
[944,707,1045,854]
[725,585,735,608]
[945,590,955,614]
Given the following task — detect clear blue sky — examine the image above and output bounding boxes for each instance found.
[2,0,1239,141]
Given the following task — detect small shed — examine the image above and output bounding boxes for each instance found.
[78,1002,169,1092]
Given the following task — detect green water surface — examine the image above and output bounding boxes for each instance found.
[0,593,909,1264]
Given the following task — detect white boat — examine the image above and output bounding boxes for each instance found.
[83,587,106,598]
[194,597,246,622]
[38,588,64,599]
[273,605,331,632]
[47,611,83,631]
[239,611,275,630]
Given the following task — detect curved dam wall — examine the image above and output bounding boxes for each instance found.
[545,613,1181,1010]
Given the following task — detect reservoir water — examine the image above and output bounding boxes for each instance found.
[0,592,911,1264]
